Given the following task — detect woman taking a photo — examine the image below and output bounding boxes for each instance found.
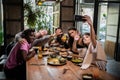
[68,15,107,70]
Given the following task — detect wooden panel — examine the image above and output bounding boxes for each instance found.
[104,40,115,57]
[60,0,75,29]
[61,0,74,6]
[4,0,21,3]
[61,8,74,21]
[5,6,21,19]
[3,0,23,47]
[6,22,21,35]
[61,22,73,33]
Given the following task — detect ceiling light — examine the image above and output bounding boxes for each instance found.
[36,0,46,6]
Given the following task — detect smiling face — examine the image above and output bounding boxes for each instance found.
[82,33,91,46]
[68,30,78,38]
[28,32,35,43]
[22,29,35,44]
[55,28,63,36]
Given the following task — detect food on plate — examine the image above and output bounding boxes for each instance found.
[59,52,68,57]
[56,47,61,51]
[43,47,48,51]
[49,48,54,52]
[71,57,83,63]
[60,48,66,52]
[47,56,66,65]
[32,46,40,49]
[50,54,57,58]
[59,57,66,63]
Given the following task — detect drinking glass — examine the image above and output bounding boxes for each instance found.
[61,34,67,42]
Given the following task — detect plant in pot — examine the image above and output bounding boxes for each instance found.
[24,2,52,34]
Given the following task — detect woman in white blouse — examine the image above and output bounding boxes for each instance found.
[72,15,107,71]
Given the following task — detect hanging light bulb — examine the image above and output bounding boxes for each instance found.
[37,0,45,6]
[37,1,42,6]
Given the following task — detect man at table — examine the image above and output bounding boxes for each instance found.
[49,27,69,48]
[4,28,36,80]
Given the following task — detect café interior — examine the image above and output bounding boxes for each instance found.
[0,0,120,80]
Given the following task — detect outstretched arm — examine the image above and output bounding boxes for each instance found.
[84,15,97,48]
[72,35,83,53]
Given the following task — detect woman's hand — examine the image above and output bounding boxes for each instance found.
[74,35,80,41]
[83,15,97,47]
[83,15,93,27]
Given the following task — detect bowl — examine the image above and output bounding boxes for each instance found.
[71,58,83,63]
[82,74,93,80]
[67,55,72,61]
[50,54,57,58]
[59,57,66,63]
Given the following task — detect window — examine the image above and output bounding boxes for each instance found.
[0,0,4,45]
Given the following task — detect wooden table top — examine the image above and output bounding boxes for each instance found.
[26,54,120,80]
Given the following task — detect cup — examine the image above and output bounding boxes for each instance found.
[38,47,43,59]
[67,55,72,61]
[61,34,67,42]
[38,53,43,59]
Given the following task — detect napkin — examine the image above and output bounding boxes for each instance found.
[81,41,107,70]
[80,44,93,69]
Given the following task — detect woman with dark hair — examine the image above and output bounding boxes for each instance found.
[4,28,36,80]
[79,15,107,70]
[68,27,84,53]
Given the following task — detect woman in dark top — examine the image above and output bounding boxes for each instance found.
[68,27,84,53]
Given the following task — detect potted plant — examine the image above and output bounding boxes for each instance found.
[24,2,52,34]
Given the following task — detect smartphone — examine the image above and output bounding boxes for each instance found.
[74,15,86,21]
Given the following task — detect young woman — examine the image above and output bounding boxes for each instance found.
[74,15,107,70]
[68,27,84,53]
[4,29,36,80]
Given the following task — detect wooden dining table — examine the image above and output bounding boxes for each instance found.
[26,52,120,80]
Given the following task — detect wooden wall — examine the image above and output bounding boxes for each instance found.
[3,0,24,46]
[60,0,75,33]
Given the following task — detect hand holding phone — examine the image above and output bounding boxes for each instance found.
[75,15,86,22]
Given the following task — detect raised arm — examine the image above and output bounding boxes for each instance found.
[84,15,97,47]
[72,34,83,53]
[32,35,52,47]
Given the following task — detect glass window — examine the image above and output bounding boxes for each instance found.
[0,0,4,45]
[75,2,94,35]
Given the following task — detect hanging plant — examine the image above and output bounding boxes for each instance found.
[24,2,52,34]
[27,11,37,28]
[24,2,37,28]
